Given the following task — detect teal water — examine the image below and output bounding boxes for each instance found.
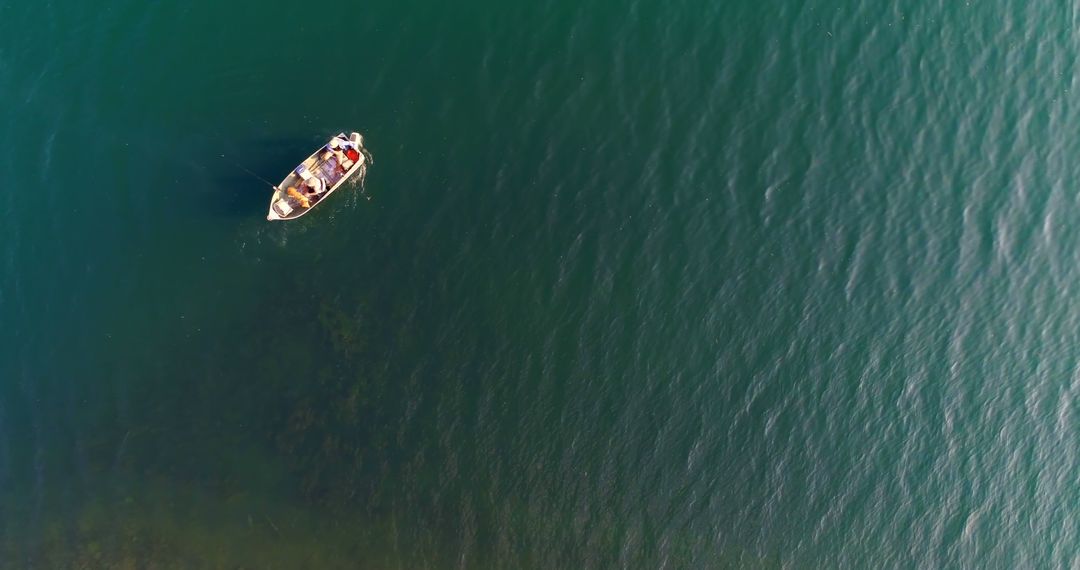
[2,0,1078,567]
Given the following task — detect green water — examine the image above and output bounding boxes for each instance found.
[1,0,1077,567]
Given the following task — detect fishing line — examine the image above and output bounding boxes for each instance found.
[221,154,278,189]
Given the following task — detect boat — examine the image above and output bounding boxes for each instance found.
[266,132,371,221]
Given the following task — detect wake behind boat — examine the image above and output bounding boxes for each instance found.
[267,132,370,221]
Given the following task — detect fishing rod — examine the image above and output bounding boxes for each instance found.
[220,154,278,189]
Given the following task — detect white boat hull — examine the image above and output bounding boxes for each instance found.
[266,132,370,221]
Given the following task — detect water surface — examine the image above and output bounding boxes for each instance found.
[0,0,1077,567]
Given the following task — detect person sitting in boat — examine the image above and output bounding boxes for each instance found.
[326,139,351,172]
[328,138,360,171]
[303,176,326,199]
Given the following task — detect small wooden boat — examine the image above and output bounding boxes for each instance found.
[266,132,370,221]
